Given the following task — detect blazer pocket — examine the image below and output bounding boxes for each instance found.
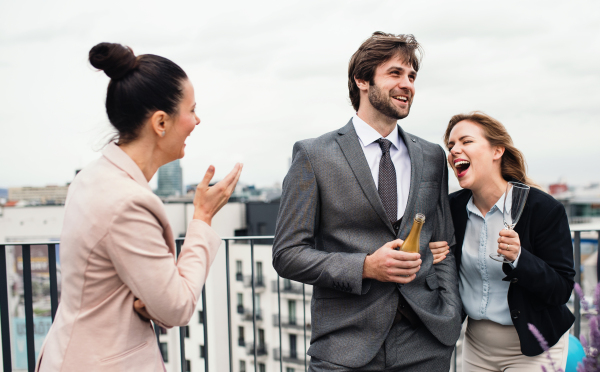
[100,341,149,363]
[425,273,439,290]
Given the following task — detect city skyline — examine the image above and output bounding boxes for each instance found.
[1,0,599,191]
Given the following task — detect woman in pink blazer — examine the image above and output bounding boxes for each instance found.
[36,43,242,371]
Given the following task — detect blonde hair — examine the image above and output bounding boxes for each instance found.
[444,111,538,187]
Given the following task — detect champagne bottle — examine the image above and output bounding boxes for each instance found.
[400,213,425,253]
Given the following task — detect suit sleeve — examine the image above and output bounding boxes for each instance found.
[272,141,369,295]
[431,146,462,310]
[106,197,222,327]
[502,202,575,306]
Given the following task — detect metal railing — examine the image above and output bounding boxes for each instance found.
[0,237,314,372]
[571,227,600,338]
[2,228,596,372]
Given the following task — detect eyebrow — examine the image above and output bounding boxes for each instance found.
[386,65,417,77]
[447,135,475,145]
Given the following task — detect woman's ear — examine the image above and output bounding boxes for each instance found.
[493,146,505,161]
[149,110,168,137]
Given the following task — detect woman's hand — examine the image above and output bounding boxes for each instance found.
[133,298,152,322]
[497,229,521,262]
[429,241,449,264]
[193,163,243,225]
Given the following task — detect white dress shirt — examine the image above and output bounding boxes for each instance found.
[352,114,411,220]
[459,193,521,325]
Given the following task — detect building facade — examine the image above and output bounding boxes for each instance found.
[156,160,184,198]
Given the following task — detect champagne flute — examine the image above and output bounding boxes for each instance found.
[490,181,530,263]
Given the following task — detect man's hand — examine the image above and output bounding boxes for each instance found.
[362,239,422,284]
[429,241,450,264]
[134,298,152,322]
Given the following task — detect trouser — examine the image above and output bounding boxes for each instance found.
[463,318,569,372]
[309,317,454,372]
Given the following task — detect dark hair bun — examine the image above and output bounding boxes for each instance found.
[89,42,137,80]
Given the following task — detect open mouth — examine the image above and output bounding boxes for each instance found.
[392,95,408,103]
[454,160,470,177]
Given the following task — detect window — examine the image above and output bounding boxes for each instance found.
[236,260,243,281]
[182,325,189,338]
[255,294,261,319]
[159,326,168,335]
[258,328,265,349]
[184,360,191,372]
[199,344,205,358]
[289,334,297,359]
[256,261,264,286]
[198,310,204,324]
[259,363,266,372]
[288,300,296,325]
[238,326,245,346]
[159,342,168,363]
[239,360,246,372]
[237,293,244,314]
[286,369,295,372]
[283,278,292,290]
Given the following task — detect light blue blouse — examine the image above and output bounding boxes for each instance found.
[459,194,521,325]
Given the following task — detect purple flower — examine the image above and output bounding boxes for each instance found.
[529,323,549,352]
[575,283,591,313]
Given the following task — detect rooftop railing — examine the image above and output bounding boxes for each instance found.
[2,228,597,372]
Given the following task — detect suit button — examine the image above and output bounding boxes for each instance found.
[511,278,518,284]
[511,310,520,319]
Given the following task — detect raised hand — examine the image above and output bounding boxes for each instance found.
[193,163,243,225]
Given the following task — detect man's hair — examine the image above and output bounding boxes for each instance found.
[348,32,423,111]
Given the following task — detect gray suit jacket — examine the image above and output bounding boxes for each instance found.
[272,120,462,368]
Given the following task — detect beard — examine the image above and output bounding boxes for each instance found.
[368,83,411,120]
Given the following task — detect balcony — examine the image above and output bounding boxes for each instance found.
[244,275,265,290]
[246,342,268,357]
[273,348,307,365]
[272,314,311,332]
[271,279,312,295]
[241,308,263,322]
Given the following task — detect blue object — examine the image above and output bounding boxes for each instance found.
[566,333,586,372]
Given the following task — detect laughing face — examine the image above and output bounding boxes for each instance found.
[446,120,504,191]
[368,54,416,120]
[162,79,200,160]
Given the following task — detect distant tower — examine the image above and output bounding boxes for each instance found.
[155,160,183,198]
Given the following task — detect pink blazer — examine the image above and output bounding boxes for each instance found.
[37,143,221,371]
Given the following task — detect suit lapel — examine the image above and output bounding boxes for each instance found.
[397,125,423,238]
[336,120,395,235]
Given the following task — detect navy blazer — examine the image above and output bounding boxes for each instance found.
[449,187,575,356]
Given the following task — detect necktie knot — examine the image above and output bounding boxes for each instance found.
[376,138,393,154]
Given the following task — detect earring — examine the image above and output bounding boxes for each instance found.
[161,131,165,137]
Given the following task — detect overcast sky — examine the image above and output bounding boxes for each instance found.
[1,0,599,191]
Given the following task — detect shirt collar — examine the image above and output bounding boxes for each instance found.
[102,142,152,192]
[465,192,507,218]
[352,114,401,150]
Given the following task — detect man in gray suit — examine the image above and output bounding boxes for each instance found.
[273,32,462,371]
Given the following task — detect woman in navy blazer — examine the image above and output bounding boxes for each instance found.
[431,112,575,371]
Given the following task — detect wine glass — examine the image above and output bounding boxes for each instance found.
[489,181,530,263]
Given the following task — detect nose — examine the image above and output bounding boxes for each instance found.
[450,144,462,156]
[398,74,414,93]
[195,114,200,125]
